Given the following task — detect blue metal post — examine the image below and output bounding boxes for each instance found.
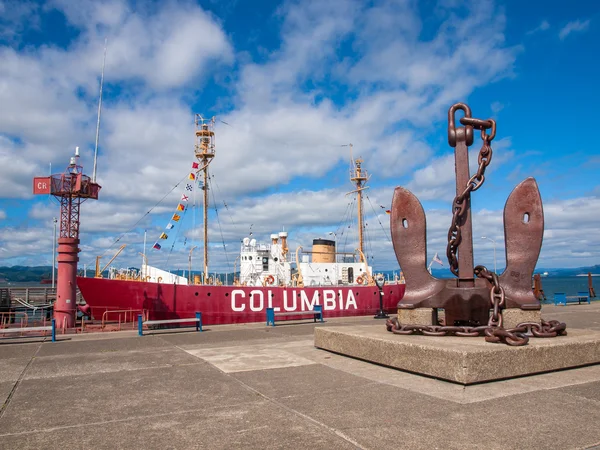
[138,314,143,336]
[314,305,324,322]
[266,308,274,326]
[196,312,203,331]
[51,318,56,342]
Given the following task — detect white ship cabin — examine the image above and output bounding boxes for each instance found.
[298,238,372,286]
[140,264,188,285]
[239,232,293,286]
[238,233,372,287]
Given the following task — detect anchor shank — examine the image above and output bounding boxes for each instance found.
[454,128,474,286]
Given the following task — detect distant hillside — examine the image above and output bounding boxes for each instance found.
[0,266,52,282]
[535,265,600,277]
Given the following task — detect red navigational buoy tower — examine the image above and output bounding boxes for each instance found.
[33,147,101,328]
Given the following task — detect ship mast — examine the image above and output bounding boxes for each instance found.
[194,115,216,283]
[348,145,369,263]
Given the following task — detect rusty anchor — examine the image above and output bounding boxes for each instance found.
[387,103,566,345]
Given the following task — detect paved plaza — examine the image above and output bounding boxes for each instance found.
[1,303,600,449]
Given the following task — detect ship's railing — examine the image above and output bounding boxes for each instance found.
[0,311,57,339]
[101,309,149,331]
[240,243,272,252]
[0,311,29,329]
[14,308,54,326]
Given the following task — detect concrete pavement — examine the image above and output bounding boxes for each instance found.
[0,303,600,449]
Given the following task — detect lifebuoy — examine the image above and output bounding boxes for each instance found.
[356,276,363,285]
[266,275,275,285]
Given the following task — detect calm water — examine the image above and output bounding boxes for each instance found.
[537,276,597,303]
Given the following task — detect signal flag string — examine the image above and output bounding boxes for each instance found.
[85,169,194,267]
[151,161,200,251]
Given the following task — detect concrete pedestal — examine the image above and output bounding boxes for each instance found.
[314,325,600,385]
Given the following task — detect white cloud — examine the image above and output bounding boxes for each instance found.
[0,209,5,220]
[49,0,233,89]
[0,225,56,266]
[491,101,505,114]
[526,20,550,35]
[346,0,518,96]
[0,0,40,42]
[405,137,514,202]
[559,19,590,40]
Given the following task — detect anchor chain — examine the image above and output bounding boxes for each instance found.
[386,263,567,346]
[474,265,529,345]
[386,316,567,347]
[447,117,496,276]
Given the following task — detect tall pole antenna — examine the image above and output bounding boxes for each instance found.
[194,115,216,283]
[92,38,107,183]
[346,146,369,264]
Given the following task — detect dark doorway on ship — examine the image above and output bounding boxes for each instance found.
[348,267,354,283]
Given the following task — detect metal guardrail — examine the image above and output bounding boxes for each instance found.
[101,309,148,330]
[0,311,28,328]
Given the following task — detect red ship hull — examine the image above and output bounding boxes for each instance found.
[77,277,405,325]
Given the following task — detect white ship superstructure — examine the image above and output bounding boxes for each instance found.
[297,238,372,286]
[238,234,372,287]
[239,232,292,286]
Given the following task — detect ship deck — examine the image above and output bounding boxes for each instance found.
[1,304,600,449]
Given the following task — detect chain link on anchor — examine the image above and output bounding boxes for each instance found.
[385,315,568,347]
[474,265,530,346]
[447,118,496,276]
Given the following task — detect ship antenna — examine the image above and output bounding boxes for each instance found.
[349,143,354,168]
[92,38,107,183]
[194,114,216,283]
[347,147,369,263]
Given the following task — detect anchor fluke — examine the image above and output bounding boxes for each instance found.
[499,176,543,309]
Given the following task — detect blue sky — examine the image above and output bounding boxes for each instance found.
[0,0,599,274]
